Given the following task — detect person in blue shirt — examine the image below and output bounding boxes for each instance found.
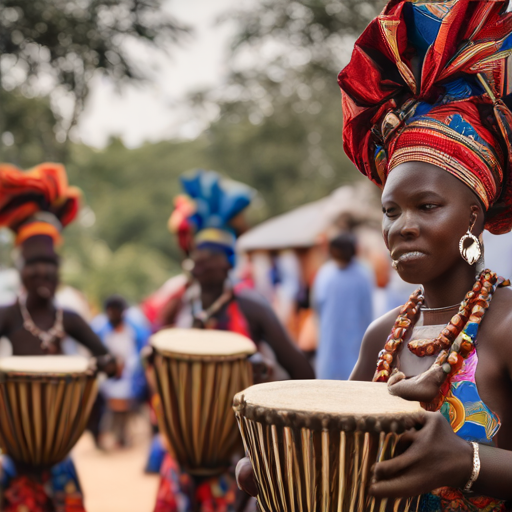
[313,233,374,380]
[91,295,150,447]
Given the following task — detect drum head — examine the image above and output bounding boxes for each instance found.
[234,380,424,432]
[0,355,90,375]
[150,328,256,358]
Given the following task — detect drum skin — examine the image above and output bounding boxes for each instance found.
[150,328,256,476]
[0,358,97,469]
[233,380,424,512]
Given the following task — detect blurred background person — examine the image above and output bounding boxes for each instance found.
[0,162,117,512]
[149,169,314,512]
[312,232,373,380]
[92,294,149,449]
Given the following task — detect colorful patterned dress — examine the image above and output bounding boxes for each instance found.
[0,456,85,512]
[399,318,506,512]
[153,294,252,512]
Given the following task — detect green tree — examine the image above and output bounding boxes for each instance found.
[189,0,387,217]
[0,0,188,142]
[228,0,383,78]
[0,89,62,166]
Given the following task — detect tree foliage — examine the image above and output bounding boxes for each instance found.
[0,0,384,306]
[0,0,188,137]
[0,89,62,166]
[227,0,384,80]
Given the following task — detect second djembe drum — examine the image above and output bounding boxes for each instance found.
[150,328,256,475]
[0,355,97,468]
[233,380,424,512]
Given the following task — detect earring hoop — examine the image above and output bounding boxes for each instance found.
[459,227,481,266]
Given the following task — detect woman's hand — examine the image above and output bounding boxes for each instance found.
[387,367,446,403]
[235,457,258,497]
[370,412,473,499]
[94,353,118,378]
[235,414,475,501]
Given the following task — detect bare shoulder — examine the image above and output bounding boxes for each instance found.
[235,289,274,319]
[62,309,81,322]
[364,306,400,348]
[62,309,89,330]
[236,288,269,308]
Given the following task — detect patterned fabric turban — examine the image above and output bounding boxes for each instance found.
[338,0,512,234]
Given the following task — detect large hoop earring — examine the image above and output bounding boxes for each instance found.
[459,222,481,266]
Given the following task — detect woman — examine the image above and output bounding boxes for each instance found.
[239,1,512,510]
[153,170,314,512]
[0,163,116,512]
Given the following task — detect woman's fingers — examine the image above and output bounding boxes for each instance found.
[387,370,406,387]
[235,457,258,497]
[393,429,417,456]
[370,473,421,499]
[372,442,417,483]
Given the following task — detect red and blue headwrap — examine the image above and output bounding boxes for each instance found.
[339,0,512,234]
[169,170,255,265]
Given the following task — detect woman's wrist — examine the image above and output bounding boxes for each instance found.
[462,442,481,493]
[454,440,477,490]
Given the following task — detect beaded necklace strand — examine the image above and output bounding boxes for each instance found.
[373,270,508,383]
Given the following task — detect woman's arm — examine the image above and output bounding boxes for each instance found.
[64,311,108,356]
[370,411,512,501]
[350,307,398,381]
[63,311,117,376]
[237,291,315,380]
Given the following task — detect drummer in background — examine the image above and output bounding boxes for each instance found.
[239,1,512,510]
[153,170,314,512]
[0,163,117,512]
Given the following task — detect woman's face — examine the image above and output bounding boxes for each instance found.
[191,248,230,287]
[20,257,60,300]
[381,162,483,284]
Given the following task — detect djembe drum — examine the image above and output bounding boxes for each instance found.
[0,355,97,468]
[150,328,256,475]
[233,380,424,512]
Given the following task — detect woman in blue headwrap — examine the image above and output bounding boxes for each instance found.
[153,170,314,512]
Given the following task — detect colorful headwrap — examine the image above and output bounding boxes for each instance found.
[0,163,81,246]
[169,170,255,265]
[338,0,512,234]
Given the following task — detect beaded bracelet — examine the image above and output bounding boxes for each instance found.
[463,442,481,493]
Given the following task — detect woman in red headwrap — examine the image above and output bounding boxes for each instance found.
[0,162,117,512]
[237,1,512,510]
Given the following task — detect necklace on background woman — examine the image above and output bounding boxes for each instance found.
[19,295,65,351]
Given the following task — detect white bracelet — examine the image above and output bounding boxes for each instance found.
[463,442,481,493]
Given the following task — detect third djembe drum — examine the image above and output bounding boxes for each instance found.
[234,380,424,512]
[150,328,256,475]
[0,355,97,468]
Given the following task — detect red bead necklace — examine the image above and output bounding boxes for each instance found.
[373,270,504,383]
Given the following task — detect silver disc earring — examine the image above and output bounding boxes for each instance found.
[459,228,481,266]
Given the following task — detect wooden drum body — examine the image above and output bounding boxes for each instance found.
[150,328,256,475]
[0,356,97,468]
[233,380,424,512]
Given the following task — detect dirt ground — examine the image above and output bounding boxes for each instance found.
[72,414,160,512]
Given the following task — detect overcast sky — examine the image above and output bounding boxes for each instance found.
[77,0,236,148]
